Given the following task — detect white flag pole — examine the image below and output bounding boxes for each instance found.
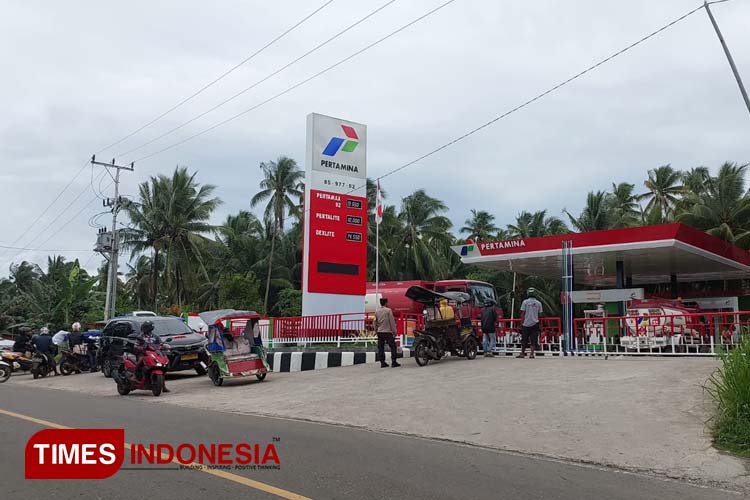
[375,180,381,309]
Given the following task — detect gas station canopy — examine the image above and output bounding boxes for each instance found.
[453,223,750,286]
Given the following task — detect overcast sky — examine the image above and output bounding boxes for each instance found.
[1,0,748,277]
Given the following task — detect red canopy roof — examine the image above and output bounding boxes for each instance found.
[452,223,750,286]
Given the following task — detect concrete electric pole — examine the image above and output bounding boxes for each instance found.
[704,0,750,118]
[91,156,134,320]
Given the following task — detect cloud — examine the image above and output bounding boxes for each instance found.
[0,0,748,275]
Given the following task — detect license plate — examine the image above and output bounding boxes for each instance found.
[181,353,198,361]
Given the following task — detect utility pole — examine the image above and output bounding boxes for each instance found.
[91,155,134,320]
[704,0,750,117]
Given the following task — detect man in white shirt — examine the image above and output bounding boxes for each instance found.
[518,288,543,359]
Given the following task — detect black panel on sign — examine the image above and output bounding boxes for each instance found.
[346,215,362,225]
[346,232,362,242]
[317,261,359,276]
[346,199,362,209]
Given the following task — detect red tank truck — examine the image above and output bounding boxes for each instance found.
[365,279,503,326]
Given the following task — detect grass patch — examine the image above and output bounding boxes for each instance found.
[706,335,750,457]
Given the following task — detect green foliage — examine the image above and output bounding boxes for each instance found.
[4,159,749,330]
[275,288,302,317]
[706,335,750,456]
[217,273,263,312]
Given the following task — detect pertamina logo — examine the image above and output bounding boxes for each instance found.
[322,125,359,156]
[460,239,475,256]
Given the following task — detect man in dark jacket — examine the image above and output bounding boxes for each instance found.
[32,327,58,375]
[481,301,498,357]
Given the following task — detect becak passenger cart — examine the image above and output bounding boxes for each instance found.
[199,309,269,386]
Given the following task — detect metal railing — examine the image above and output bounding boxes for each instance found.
[270,312,424,348]
[572,311,750,356]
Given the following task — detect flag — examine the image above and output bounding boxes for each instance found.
[375,179,383,225]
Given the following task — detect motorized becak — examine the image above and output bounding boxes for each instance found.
[112,334,170,397]
[406,285,480,366]
[200,309,269,387]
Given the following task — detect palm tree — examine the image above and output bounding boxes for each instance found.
[607,182,639,228]
[123,166,220,308]
[250,156,304,312]
[677,162,750,248]
[507,210,568,238]
[682,167,711,195]
[124,255,153,309]
[564,191,611,232]
[395,190,454,279]
[638,165,684,219]
[460,209,498,241]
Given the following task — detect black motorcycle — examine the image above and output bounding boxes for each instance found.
[59,344,98,375]
[30,349,57,379]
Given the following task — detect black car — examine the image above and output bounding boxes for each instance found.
[99,316,208,378]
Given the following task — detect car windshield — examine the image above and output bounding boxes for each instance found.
[469,284,496,306]
[139,318,193,337]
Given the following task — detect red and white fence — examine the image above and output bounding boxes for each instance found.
[492,317,563,354]
[572,311,750,356]
[271,312,423,347]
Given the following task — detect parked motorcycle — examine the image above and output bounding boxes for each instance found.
[0,360,11,383]
[112,336,169,397]
[1,349,34,374]
[30,350,56,379]
[59,346,98,375]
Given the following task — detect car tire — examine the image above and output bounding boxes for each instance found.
[195,365,207,376]
[256,373,266,381]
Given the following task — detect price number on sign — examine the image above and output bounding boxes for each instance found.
[346,199,362,209]
[346,232,362,242]
[346,215,362,225]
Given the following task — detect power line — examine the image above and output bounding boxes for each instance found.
[373,3,705,183]
[130,0,459,163]
[95,0,336,155]
[3,169,108,267]
[116,0,398,159]
[0,243,93,252]
[0,160,90,259]
[278,2,706,229]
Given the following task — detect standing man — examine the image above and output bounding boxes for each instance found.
[481,300,498,357]
[518,288,543,359]
[374,298,401,368]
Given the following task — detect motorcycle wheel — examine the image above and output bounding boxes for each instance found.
[116,381,130,396]
[60,360,75,376]
[464,337,478,360]
[414,341,430,366]
[256,372,266,381]
[102,359,112,378]
[151,374,164,396]
[0,365,10,383]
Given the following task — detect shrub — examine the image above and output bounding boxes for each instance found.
[706,336,750,456]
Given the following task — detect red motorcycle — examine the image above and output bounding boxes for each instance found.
[113,335,169,397]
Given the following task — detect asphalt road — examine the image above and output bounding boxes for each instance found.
[0,382,741,500]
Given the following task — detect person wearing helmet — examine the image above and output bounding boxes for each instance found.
[32,326,58,375]
[518,288,543,359]
[134,321,170,393]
